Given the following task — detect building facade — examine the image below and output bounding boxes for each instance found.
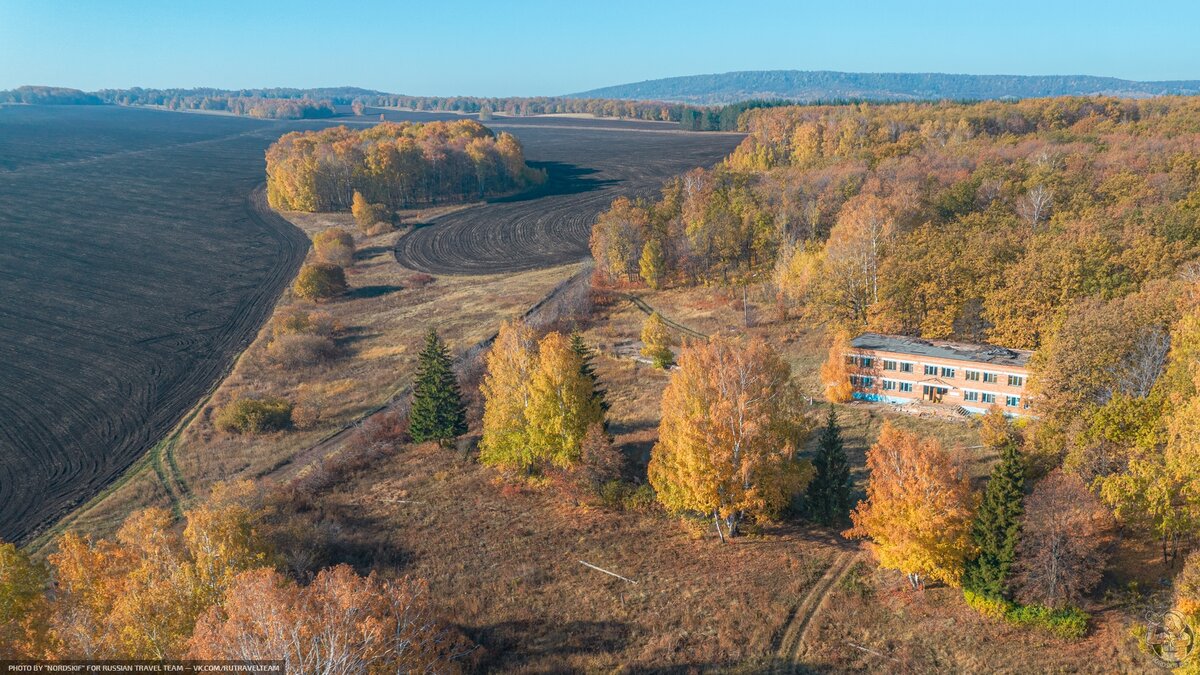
[847,332,1033,416]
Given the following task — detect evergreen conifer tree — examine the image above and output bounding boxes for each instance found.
[409,328,467,445]
[569,332,608,414]
[807,406,852,526]
[963,440,1025,597]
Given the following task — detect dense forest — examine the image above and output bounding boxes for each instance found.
[592,94,1200,587]
[265,120,540,212]
[593,96,1200,347]
[572,70,1200,105]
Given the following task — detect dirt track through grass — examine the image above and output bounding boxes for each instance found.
[0,106,321,542]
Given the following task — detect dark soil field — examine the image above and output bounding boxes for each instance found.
[390,115,743,274]
[0,105,319,542]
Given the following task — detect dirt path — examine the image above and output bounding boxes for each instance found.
[773,547,863,670]
[623,293,709,340]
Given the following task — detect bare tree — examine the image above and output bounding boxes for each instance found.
[1016,184,1054,231]
[1014,470,1114,608]
[1117,327,1172,398]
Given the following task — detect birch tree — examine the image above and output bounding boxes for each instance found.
[648,336,813,540]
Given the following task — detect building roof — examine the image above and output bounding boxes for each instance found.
[850,332,1033,368]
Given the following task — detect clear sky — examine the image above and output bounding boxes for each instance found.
[2,0,1198,96]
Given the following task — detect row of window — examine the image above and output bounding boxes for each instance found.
[963,391,1022,407]
[858,377,1025,409]
[849,355,1024,387]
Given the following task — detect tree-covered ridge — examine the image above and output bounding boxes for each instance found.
[265,120,540,212]
[571,70,1200,105]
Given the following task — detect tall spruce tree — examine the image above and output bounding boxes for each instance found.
[807,407,852,526]
[409,328,467,445]
[570,332,608,414]
[963,440,1025,597]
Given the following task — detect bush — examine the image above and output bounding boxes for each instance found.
[266,333,339,370]
[312,228,355,266]
[351,191,388,231]
[837,561,874,599]
[963,589,1089,640]
[214,396,293,434]
[405,273,436,289]
[293,263,347,301]
[270,307,337,339]
[596,480,658,513]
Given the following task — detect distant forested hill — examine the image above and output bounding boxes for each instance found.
[570,71,1200,104]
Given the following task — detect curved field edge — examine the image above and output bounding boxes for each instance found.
[25,187,308,552]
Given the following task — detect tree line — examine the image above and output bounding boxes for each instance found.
[265,120,540,213]
[1,85,778,129]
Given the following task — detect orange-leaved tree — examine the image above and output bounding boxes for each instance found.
[189,565,468,673]
[846,422,975,589]
[44,482,270,658]
[820,329,854,403]
[649,335,813,540]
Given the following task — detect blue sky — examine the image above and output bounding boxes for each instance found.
[2,0,1198,95]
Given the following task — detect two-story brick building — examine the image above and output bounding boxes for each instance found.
[847,332,1033,416]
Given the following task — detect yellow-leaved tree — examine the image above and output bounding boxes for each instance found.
[820,329,854,403]
[648,335,813,541]
[479,319,537,471]
[0,542,50,658]
[640,311,674,369]
[524,332,604,469]
[480,324,605,474]
[846,422,976,589]
[45,482,271,658]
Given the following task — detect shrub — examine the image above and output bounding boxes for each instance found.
[837,561,874,599]
[405,273,436,289]
[312,228,355,266]
[214,396,292,434]
[293,263,347,301]
[596,480,658,513]
[963,589,1089,640]
[267,334,339,370]
[270,307,337,340]
[351,191,385,228]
